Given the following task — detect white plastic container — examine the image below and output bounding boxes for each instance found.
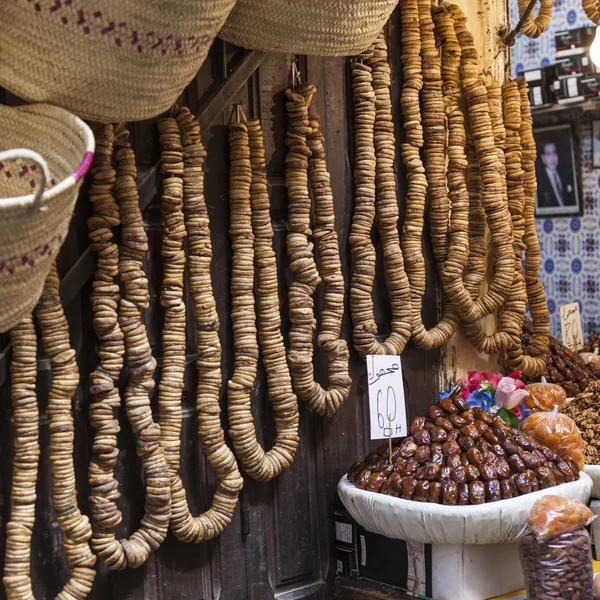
[338,473,592,600]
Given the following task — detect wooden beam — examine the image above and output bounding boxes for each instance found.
[137,49,266,211]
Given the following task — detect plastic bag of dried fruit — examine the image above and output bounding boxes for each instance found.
[519,496,595,600]
[581,349,600,368]
[524,377,567,412]
[522,409,585,471]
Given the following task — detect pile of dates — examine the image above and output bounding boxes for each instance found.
[522,321,600,396]
[347,394,580,505]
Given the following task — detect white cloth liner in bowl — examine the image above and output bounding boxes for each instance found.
[338,472,592,545]
[584,464,600,498]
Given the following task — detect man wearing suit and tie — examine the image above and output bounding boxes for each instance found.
[536,141,577,209]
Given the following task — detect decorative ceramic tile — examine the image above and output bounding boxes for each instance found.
[512,0,600,337]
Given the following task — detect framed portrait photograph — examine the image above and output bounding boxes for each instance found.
[593,119,600,168]
[534,123,581,218]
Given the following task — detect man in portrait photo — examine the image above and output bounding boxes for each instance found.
[536,140,577,209]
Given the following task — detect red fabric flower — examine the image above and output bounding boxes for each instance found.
[481,371,503,389]
[467,371,482,392]
[512,406,522,420]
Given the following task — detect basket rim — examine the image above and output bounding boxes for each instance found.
[0,103,95,205]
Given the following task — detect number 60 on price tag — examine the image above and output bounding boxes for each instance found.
[367,355,408,441]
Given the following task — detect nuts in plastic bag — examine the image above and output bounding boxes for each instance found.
[522,410,585,471]
[519,496,595,600]
[524,379,567,411]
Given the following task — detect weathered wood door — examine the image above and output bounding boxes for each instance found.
[0,13,442,599]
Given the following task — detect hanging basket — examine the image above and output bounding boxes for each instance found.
[0,103,94,333]
[0,0,236,122]
[219,0,399,56]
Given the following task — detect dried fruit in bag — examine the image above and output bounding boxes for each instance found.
[527,495,593,541]
[580,351,600,368]
[520,496,595,599]
[522,410,585,470]
[524,380,567,411]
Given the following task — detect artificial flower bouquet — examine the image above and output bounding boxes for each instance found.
[441,370,530,428]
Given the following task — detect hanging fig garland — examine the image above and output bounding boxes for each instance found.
[517,0,553,38]
[349,41,413,358]
[398,2,459,350]
[4,266,96,600]
[347,3,550,375]
[156,107,243,540]
[284,81,351,416]
[226,116,300,482]
[87,124,171,570]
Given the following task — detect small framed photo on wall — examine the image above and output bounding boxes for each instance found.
[534,123,581,218]
[593,119,600,168]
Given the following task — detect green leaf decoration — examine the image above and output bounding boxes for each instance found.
[497,408,520,429]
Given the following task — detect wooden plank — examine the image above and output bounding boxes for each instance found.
[333,577,413,600]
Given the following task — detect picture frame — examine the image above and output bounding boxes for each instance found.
[593,119,600,168]
[533,123,581,218]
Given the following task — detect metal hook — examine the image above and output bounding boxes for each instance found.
[290,60,301,92]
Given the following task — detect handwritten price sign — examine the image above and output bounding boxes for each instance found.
[367,355,407,441]
[560,302,584,352]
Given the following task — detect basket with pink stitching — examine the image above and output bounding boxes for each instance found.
[0,103,94,333]
[0,0,236,122]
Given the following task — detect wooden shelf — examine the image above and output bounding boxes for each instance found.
[532,98,600,115]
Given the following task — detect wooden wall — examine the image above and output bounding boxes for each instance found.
[0,2,507,598]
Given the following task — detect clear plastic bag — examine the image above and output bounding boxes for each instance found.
[524,379,567,411]
[519,496,595,600]
[527,495,593,540]
[522,410,585,471]
[581,350,600,368]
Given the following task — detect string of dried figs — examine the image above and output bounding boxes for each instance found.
[518,0,553,38]
[4,274,96,600]
[443,3,516,330]
[464,158,487,298]
[35,264,97,598]
[227,116,299,482]
[159,107,243,543]
[4,315,39,600]
[583,0,600,24]
[349,43,412,357]
[87,123,171,570]
[458,81,526,355]
[434,7,512,351]
[348,393,580,504]
[505,79,550,376]
[392,7,459,351]
[284,81,351,416]
[433,6,513,355]
[156,116,186,480]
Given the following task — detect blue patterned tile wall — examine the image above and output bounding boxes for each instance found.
[510,0,600,337]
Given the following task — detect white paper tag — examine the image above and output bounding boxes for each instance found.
[367,355,407,440]
[360,534,367,566]
[568,76,579,97]
[533,86,543,106]
[524,69,542,82]
[560,302,584,351]
[335,521,353,544]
